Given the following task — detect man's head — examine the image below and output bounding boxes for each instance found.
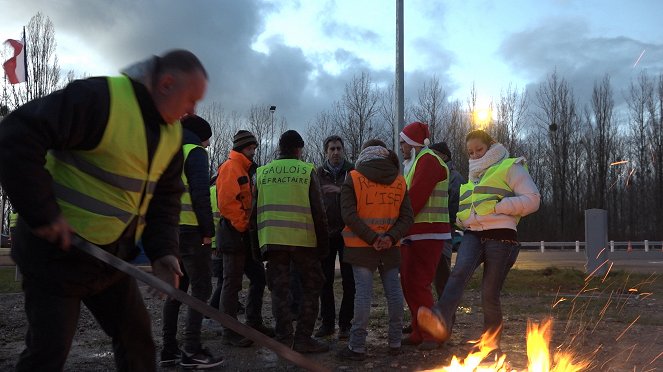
[323,135,345,166]
[181,115,212,148]
[399,121,430,160]
[429,141,452,162]
[151,50,208,125]
[233,130,258,161]
[278,130,305,159]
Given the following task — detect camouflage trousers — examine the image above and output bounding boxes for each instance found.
[265,250,325,341]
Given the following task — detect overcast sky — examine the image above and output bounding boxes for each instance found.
[2,0,662,130]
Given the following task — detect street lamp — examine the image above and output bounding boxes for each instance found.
[269,105,276,157]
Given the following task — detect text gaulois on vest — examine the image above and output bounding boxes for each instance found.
[259,163,310,185]
[356,175,403,206]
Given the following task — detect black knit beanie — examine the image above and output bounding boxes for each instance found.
[181,115,212,142]
[278,130,305,154]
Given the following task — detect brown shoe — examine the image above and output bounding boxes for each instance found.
[417,307,449,342]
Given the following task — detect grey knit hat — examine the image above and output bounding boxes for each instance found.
[233,130,258,151]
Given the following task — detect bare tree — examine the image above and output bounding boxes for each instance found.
[493,84,528,154]
[413,75,447,143]
[337,72,380,161]
[303,110,336,165]
[197,102,241,176]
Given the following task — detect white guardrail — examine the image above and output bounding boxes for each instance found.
[520,241,663,253]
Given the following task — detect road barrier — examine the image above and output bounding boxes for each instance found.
[521,240,663,253]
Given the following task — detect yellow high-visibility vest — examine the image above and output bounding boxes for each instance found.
[44,76,182,245]
[457,158,524,223]
[405,148,450,223]
[210,184,221,247]
[256,159,316,249]
[179,144,205,226]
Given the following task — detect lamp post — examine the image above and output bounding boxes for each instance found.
[269,105,276,158]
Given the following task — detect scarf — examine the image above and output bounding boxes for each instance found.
[356,146,389,166]
[468,143,509,182]
[325,159,345,178]
[402,147,418,176]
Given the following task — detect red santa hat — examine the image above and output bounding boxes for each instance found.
[400,121,431,147]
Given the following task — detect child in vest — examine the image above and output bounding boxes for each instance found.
[418,129,540,351]
[337,140,414,360]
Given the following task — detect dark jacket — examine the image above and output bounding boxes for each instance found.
[181,129,214,238]
[0,76,184,275]
[340,157,413,271]
[446,160,466,230]
[250,156,329,260]
[317,160,354,236]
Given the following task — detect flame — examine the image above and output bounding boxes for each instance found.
[422,319,589,372]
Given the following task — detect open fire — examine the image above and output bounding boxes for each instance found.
[422,318,589,372]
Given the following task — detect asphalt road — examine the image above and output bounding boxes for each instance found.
[512,249,663,274]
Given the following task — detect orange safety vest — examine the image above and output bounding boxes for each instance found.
[342,170,407,248]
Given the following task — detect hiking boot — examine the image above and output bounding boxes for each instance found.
[402,323,412,334]
[337,346,366,361]
[222,331,253,347]
[338,326,351,340]
[248,322,275,337]
[417,307,450,342]
[179,347,223,369]
[159,347,182,367]
[417,340,440,351]
[314,324,335,338]
[401,336,421,346]
[292,337,329,354]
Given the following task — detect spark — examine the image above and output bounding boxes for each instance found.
[601,262,613,282]
[625,168,636,187]
[552,297,567,308]
[610,160,629,166]
[584,259,609,281]
[633,49,646,68]
[625,343,637,362]
[595,247,606,259]
[615,314,640,341]
[648,350,663,366]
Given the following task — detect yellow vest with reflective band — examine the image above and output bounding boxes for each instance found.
[44,76,182,245]
[179,144,205,226]
[9,211,18,228]
[210,184,221,246]
[457,158,522,223]
[405,148,450,224]
[342,170,406,248]
[256,159,316,249]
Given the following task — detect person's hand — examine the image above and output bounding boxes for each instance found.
[202,236,212,245]
[373,234,393,251]
[150,254,183,299]
[321,184,341,194]
[32,215,74,251]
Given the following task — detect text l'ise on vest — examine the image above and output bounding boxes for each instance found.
[357,175,403,206]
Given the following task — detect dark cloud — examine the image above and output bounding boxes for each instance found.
[500,18,663,108]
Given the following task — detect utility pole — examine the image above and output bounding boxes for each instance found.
[395,0,405,156]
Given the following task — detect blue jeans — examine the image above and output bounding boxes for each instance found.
[433,232,519,342]
[349,265,403,353]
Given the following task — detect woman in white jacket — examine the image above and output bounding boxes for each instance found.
[417,129,540,348]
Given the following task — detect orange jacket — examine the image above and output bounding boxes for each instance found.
[216,150,253,232]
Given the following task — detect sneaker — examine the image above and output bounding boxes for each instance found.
[202,318,223,332]
[417,307,450,342]
[222,331,253,347]
[338,326,351,340]
[159,347,182,367]
[292,337,329,354]
[248,322,275,337]
[179,347,223,369]
[337,346,366,361]
[314,324,335,338]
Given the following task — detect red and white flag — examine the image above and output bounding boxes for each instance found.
[3,39,27,84]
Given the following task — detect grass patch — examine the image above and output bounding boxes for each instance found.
[0,267,23,293]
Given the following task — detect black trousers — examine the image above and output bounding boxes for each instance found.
[319,234,355,329]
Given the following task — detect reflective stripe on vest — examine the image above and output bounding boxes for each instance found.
[342,170,406,248]
[210,185,221,246]
[256,159,316,248]
[9,212,18,228]
[457,158,522,223]
[404,148,450,223]
[180,144,204,226]
[44,76,182,245]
